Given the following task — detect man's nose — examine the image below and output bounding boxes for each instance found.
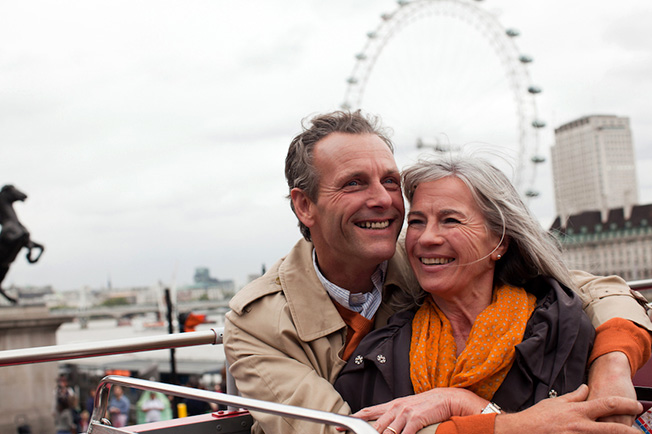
[366,181,393,209]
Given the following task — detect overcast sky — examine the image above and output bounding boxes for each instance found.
[2,0,651,292]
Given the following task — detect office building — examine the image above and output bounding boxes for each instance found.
[551,115,638,222]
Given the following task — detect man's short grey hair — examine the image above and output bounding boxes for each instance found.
[285,110,394,241]
[399,155,573,305]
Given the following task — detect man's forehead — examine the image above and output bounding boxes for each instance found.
[314,132,396,164]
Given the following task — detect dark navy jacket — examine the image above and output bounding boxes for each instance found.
[334,277,595,413]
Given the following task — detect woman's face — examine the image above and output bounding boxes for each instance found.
[405,176,506,301]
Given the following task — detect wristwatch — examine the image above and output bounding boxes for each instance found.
[481,402,502,414]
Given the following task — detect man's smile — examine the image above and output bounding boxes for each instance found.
[355,220,391,229]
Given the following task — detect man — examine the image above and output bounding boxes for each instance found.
[224,111,651,434]
[108,385,131,428]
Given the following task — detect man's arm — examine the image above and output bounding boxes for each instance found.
[571,270,652,424]
[494,385,642,434]
[224,295,350,434]
[570,270,651,331]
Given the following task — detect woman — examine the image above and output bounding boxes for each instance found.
[334,156,595,434]
[54,396,76,434]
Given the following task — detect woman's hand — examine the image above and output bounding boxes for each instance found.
[350,387,488,434]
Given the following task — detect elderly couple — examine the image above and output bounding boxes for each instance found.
[224,111,651,434]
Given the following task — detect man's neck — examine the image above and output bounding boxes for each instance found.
[314,254,378,293]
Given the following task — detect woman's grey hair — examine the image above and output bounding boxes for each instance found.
[285,110,394,241]
[397,155,573,306]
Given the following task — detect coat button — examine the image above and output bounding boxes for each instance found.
[376,354,386,364]
[354,355,363,365]
[548,390,558,398]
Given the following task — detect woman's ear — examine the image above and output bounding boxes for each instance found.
[494,236,510,260]
[290,188,316,228]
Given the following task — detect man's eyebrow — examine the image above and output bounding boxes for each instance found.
[334,168,399,184]
[334,171,365,183]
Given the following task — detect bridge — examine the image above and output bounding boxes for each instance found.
[52,300,231,320]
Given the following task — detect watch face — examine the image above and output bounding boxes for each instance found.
[481,402,502,414]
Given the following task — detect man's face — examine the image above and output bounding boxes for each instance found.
[303,132,405,272]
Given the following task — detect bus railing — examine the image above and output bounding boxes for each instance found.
[0,327,223,367]
[0,327,378,434]
[88,375,377,434]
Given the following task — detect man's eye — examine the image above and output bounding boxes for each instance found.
[346,180,359,187]
[383,178,400,189]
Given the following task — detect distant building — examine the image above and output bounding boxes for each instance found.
[178,267,235,301]
[551,115,638,223]
[194,267,220,287]
[550,204,652,281]
[2,284,55,306]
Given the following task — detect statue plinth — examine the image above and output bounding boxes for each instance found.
[0,305,74,433]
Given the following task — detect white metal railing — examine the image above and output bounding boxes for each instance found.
[0,327,378,434]
[88,375,377,434]
[629,279,652,291]
[0,328,223,366]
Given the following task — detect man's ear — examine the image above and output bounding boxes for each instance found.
[290,188,316,228]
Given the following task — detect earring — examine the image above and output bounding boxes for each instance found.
[496,254,502,260]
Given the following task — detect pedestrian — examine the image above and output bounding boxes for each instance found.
[108,385,130,427]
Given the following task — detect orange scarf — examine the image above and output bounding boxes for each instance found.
[410,285,537,400]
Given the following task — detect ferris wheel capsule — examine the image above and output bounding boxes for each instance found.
[506,28,520,37]
[525,189,540,198]
[532,119,546,128]
[528,86,542,94]
[531,155,546,163]
[519,55,533,63]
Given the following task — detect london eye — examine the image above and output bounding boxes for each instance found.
[341,0,546,199]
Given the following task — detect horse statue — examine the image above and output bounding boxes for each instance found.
[0,185,45,304]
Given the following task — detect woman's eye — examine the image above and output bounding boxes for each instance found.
[407,219,424,226]
[443,217,460,224]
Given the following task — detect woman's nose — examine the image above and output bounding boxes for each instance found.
[418,223,445,246]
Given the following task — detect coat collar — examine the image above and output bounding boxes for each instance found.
[230,237,417,342]
[279,239,347,342]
